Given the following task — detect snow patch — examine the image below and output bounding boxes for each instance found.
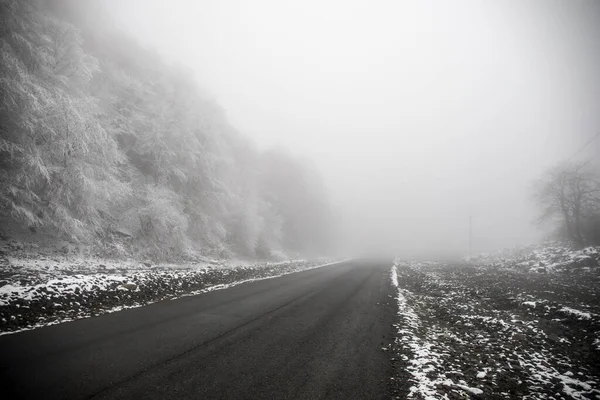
[559,307,593,320]
[390,265,399,287]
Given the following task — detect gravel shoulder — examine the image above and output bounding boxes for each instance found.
[0,240,336,334]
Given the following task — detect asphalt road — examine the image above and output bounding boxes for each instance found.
[0,259,397,400]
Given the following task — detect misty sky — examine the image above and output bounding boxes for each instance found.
[107,0,600,257]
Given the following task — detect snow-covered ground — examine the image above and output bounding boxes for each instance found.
[391,243,600,399]
[0,244,339,334]
[465,242,600,273]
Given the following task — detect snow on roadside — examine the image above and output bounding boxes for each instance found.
[559,307,594,320]
[0,274,130,306]
[391,262,485,399]
[390,256,600,399]
[390,264,398,287]
[393,285,448,398]
[465,242,600,273]
[0,259,344,335]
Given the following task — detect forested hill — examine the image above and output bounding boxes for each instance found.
[0,0,332,261]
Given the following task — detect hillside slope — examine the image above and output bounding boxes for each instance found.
[0,0,332,261]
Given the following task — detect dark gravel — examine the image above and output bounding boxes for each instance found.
[0,260,331,334]
[391,259,600,399]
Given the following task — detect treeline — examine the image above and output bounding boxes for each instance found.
[0,0,332,260]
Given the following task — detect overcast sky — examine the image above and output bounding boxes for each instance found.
[107,0,600,257]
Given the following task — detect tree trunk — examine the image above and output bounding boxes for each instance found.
[573,178,586,248]
[559,187,576,244]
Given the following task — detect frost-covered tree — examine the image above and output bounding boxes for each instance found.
[0,0,334,259]
[0,0,127,240]
[534,162,600,247]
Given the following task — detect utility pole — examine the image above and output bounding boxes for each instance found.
[469,214,472,258]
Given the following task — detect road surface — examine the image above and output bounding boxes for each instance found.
[0,260,397,399]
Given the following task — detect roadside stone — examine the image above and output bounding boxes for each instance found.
[547,333,561,342]
[120,283,137,291]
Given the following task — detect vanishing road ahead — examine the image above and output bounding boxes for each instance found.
[0,260,397,400]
